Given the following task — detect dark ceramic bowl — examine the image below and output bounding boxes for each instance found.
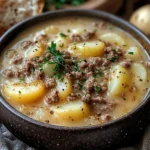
[0,10,150,150]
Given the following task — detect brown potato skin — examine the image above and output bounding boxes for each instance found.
[130,5,150,38]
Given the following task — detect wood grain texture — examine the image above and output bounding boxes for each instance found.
[64,0,124,13]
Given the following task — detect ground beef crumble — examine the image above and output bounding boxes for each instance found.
[20,41,33,49]
[2,69,14,78]
[34,71,44,80]
[45,78,56,89]
[67,93,78,101]
[12,55,23,64]
[119,59,132,68]
[71,30,96,42]
[35,34,48,47]
[45,90,59,104]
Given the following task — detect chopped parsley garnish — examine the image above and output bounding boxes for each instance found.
[47,41,65,72]
[110,56,118,62]
[32,67,35,72]
[94,29,97,32]
[60,32,67,38]
[19,78,25,82]
[123,44,127,46]
[39,41,65,78]
[83,43,86,46]
[18,91,21,94]
[78,81,85,90]
[73,61,79,71]
[122,97,126,100]
[81,79,86,83]
[78,83,83,90]
[67,29,71,33]
[128,52,134,55]
[55,73,64,81]
[95,86,101,93]
[112,48,116,52]
[59,43,64,48]
[93,72,104,78]
[72,58,85,72]
[47,41,63,56]
[39,64,44,72]
[39,57,55,72]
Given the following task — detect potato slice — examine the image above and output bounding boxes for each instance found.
[131,63,147,87]
[43,63,56,77]
[109,65,130,96]
[69,41,105,58]
[72,28,84,35]
[3,81,45,104]
[125,47,141,61]
[56,77,72,101]
[25,43,44,58]
[44,26,59,35]
[51,101,89,121]
[54,36,69,50]
[100,33,125,46]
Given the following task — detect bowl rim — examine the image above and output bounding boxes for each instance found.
[0,9,150,131]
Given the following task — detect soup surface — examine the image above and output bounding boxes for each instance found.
[0,17,150,127]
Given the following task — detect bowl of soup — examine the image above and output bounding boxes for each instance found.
[0,10,150,150]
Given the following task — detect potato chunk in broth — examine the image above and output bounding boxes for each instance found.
[0,17,150,127]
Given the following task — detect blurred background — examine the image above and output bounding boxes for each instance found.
[0,0,150,37]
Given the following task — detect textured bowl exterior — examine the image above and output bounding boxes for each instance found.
[0,10,150,150]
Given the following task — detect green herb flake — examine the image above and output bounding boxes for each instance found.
[67,29,71,33]
[19,78,25,82]
[110,56,118,62]
[78,82,85,90]
[47,41,64,73]
[39,63,44,72]
[128,52,134,55]
[94,29,97,32]
[39,41,65,75]
[60,32,67,38]
[112,48,116,52]
[95,86,101,93]
[123,44,127,46]
[83,43,86,46]
[18,91,21,94]
[109,27,113,30]
[93,72,104,78]
[73,61,79,71]
[47,42,63,56]
[122,97,126,101]
[81,79,86,83]
[55,73,64,81]
[78,83,83,90]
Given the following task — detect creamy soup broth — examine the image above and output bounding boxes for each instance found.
[0,17,150,126]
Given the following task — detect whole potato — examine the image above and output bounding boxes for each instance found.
[130,5,150,37]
